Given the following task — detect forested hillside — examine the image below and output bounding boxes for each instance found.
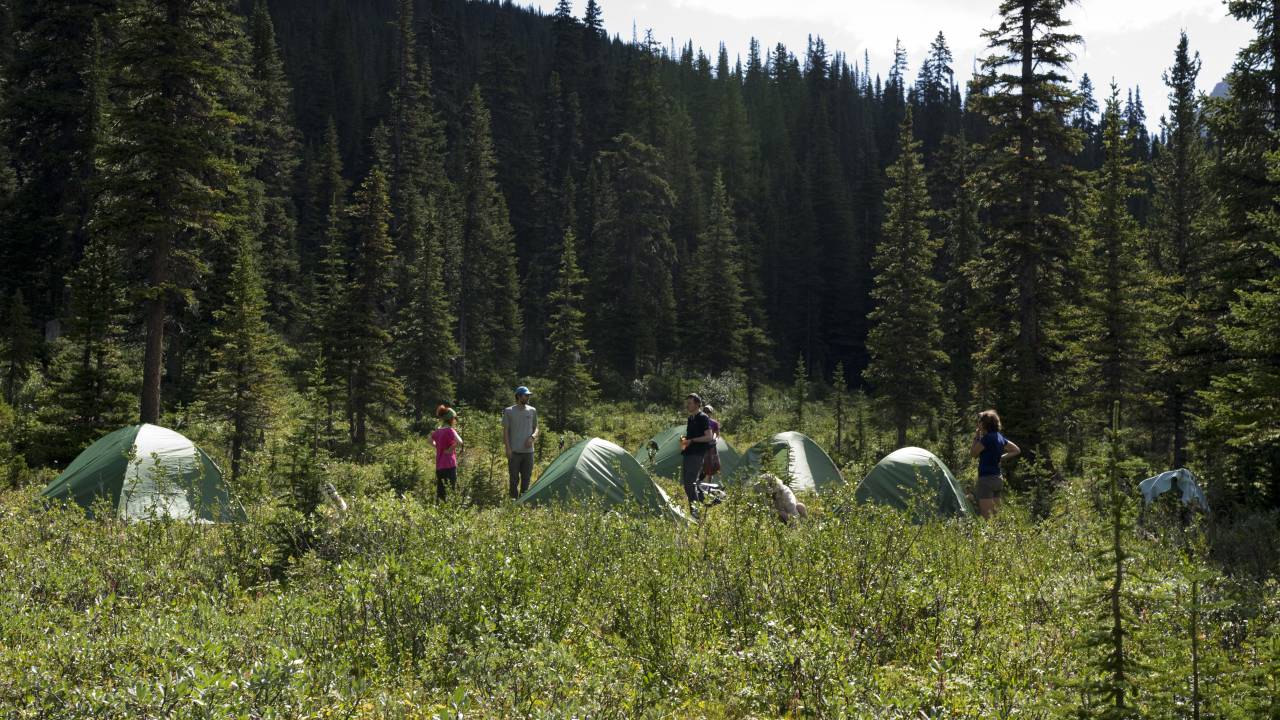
[0,0,1277,507]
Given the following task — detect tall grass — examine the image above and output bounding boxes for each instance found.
[4,392,1278,718]
[3,474,1277,718]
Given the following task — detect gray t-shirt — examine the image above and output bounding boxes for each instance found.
[503,404,538,454]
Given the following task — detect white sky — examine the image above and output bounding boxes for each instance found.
[525,0,1254,127]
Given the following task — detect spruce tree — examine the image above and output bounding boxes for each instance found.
[96,0,251,424]
[683,173,748,372]
[298,118,347,268]
[302,209,349,442]
[1151,33,1215,467]
[199,235,282,481]
[864,110,945,447]
[832,361,849,457]
[245,0,302,326]
[545,229,596,431]
[937,133,981,414]
[343,162,404,448]
[1076,87,1155,428]
[1208,0,1280,296]
[397,196,457,426]
[793,353,808,431]
[37,235,134,464]
[458,87,521,406]
[1,0,113,318]
[1199,180,1280,505]
[1,290,39,406]
[588,133,677,376]
[1078,402,1146,719]
[971,0,1084,458]
[387,0,449,255]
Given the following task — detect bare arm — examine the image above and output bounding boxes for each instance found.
[1002,440,1020,462]
[970,434,984,458]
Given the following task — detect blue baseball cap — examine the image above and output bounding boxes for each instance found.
[514,386,532,396]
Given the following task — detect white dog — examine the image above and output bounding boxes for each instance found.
[760,473,807,522]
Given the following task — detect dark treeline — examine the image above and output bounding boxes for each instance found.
[0,0,1277,507]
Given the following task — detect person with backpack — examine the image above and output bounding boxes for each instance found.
[700,404,723,482]
[431,405,464,501]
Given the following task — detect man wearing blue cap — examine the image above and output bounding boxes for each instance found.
[503,386,539,498]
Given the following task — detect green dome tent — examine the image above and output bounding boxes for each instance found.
[520,438,688,521]
[42,424,240,522]
[633,424,741,480]
[729,431,845,494]
[855,447,971,519]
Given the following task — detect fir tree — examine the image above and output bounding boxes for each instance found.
[458,87,521,407]
[343,162,404,448]
[1151,33,1215,467]
[864,110,945,447]
[37,235,134,464]
[971,0,1084,459]
[199,235,283,481]
[95,0,252,424]
[545,229,596,431]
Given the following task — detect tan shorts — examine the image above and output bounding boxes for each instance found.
[976,475,1004,501]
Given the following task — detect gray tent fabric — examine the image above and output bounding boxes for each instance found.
[42,424,239,521]
[729,431,845,494]
[855,447,972,519]
[634,424,741,480]
[1140,468,1210,511]
[520,438,689,521]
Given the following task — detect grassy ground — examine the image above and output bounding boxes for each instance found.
[2,389,1278,718]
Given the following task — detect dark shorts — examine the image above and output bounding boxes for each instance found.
[976,474,1004,501]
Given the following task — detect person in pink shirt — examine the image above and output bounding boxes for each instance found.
[431,405,464,500]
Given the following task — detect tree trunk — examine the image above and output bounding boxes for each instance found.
[140,277,167,425]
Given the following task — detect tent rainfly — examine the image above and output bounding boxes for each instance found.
[520,437,688,521]
[1140,468,1210,511]
[855,447,972,519]
[41,424,239,522]
[729,431,845,494]
[634,424,741,480]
